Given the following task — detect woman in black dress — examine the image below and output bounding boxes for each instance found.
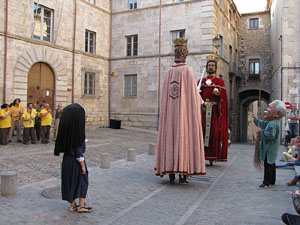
[54,103,93,213]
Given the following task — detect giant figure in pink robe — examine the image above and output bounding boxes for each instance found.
[155,38,206,184]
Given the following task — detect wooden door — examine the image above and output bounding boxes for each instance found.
[27,63,54,110]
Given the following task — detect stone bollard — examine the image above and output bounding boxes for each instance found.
[148,143,157,155]
[1,171,17,196]
[100,153,111,169]
[127,148,136,162]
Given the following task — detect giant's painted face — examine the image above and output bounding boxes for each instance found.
[207,62,216,74]
[264,101,278,121]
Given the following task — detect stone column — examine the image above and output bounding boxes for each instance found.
[127,148,136,162]
[148,143,157,155]
[1,171,18,196]
[100,153,111,169]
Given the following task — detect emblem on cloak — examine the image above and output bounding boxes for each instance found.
[169,81,180,99]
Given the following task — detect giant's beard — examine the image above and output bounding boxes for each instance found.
[207,68,216,74]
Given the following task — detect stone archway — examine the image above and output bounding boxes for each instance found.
[239,89,270,142]
[13,47,67,108]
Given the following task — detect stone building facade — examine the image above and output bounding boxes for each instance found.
[237,11,272,141]
[3,0,292,142]
[0,0,110,126]
[269,0,300,108]
[110,0,240,132]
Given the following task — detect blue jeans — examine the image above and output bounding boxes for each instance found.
[277,161,300,168]
[289,123,299,139]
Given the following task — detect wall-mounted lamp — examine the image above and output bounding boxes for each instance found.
[111,72,116,77]
[212,34,221,49]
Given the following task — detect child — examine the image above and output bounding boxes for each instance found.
[277,143,300,168]
[54,103,93,213]
[282,138,298,162]
[22,107,36,144]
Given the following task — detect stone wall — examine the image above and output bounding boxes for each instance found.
[271,0,300,104]
[237,11,272,141]
[270,0,300,134]
[238,11,272,93]
[0,0,110,126]
[111,0,239,129]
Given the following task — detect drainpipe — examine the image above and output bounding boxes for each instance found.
[108,0,112,121]
[71,0,77,103]
[280,34,282,101]
[157,0,162,130]
[3,0,8,103]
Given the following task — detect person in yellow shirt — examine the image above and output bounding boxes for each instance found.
[0,104,12,145]
[8,98,23,142]
[22,107,36,144]
[40,103,52,144]
[16,98,24,113]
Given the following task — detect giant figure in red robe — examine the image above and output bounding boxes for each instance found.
[197,58,229,165]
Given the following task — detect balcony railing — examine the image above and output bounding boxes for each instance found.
[248,73,260,81]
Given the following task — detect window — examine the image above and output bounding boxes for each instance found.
[219,35,224,57]
[124,75,137,97]
[88,0,95,4]
[126,35,138,56]
[250,18,259,28]
[33,3,53,42]
[81,67,100,98]
[85,30,96,54]
[229,45,233,64]
[84,72,95,95]
[129,0,137,9]
[229,10,232,21]
[249,60,260,79]
[171,30,185,52]
[174,0,184,2]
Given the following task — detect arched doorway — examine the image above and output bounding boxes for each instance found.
[239,89,270,142]
[27,62,54,109]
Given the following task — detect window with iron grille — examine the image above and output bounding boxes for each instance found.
[84,72,95,95]
[33,3,53,42]
[129,0,137,9]
[124,75,137,97]
[250,18,259,28]
[126,35,138,56]
[85,30,96,54]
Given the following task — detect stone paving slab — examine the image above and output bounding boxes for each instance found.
[0,127,298,224]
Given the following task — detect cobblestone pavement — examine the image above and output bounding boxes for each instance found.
[0,127,157,185]
[0,127,298,224]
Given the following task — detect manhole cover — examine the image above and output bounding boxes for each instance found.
[40,186,61,199]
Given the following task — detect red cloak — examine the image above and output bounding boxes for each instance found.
[198,75,229,162]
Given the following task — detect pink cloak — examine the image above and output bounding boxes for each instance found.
[155,63,206,176]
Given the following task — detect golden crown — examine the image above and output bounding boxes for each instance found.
[173,38,188,46]
[206,54,219,62]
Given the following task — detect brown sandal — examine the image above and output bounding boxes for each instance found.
[77,205,93,213]
[69,203,78,212]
